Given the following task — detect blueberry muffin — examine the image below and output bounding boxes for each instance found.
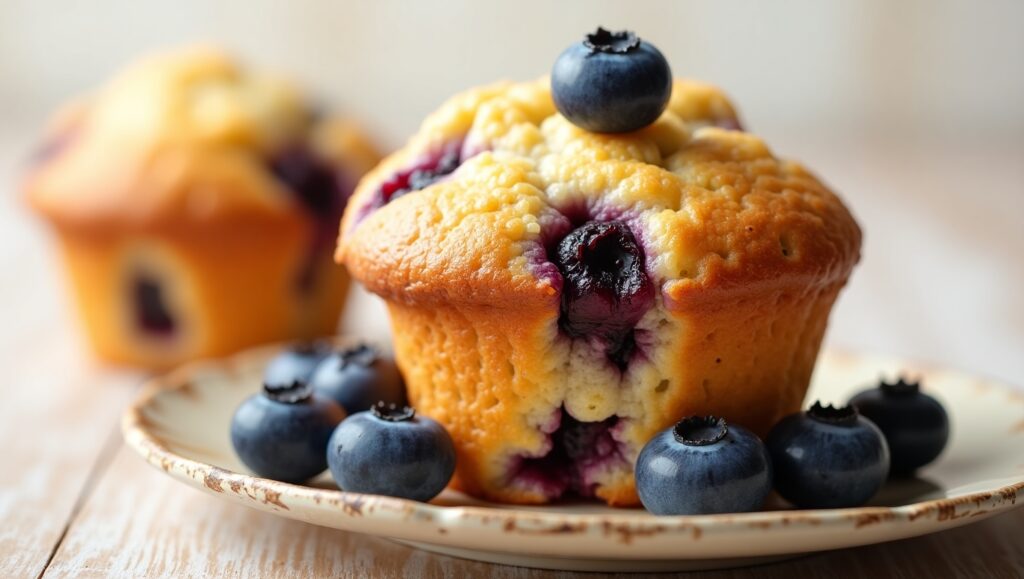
[25,47,379,368]
[338,31,860,506]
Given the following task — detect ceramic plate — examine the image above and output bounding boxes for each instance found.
[123,347,1024,572]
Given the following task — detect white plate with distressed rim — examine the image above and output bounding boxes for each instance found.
[122,346,1024,573]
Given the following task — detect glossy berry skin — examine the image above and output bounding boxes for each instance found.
[635,417,773,515]
[849,379,949,476]
[551,28,672,133]
[767,403,890,509]
[555,220,653,369]
[230,383,346,483]
[327,404,456,502]
[263,342,331,389]
[309,344,407,414]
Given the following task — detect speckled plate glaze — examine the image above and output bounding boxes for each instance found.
[123,347,1024,573]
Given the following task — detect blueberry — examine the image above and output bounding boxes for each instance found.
[378,145,461,205]
[269,146,348,218]
[263,341,332,390]
[309,344,407,414]
[635,416,773,515]
[554,220,654,369]
[767,402,890,509]
[850,378,949,476]
[327,403,456,502]
[551,27,672,133]
[230,381,346,483]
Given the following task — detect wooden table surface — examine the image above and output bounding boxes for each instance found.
[2,132,1022,578]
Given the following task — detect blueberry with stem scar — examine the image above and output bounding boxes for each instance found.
[230,381,346,483]
[636,416,773,515]
[767,402,890,509]
[552,27,672,133]
[849,378,949,476]
[327,402,456,502]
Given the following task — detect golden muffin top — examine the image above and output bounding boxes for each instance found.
[26,46,378,232]
[338,78,861,312]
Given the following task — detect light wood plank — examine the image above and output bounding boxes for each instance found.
[0,323,143,578]
[0,136,146,578]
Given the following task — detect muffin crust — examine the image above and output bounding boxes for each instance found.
[339,79,860,505]
[26,47,379,367]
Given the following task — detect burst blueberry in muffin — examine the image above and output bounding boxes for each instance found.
[338,29,861,506]
[24,47,379,368]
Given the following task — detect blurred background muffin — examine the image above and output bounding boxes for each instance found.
[23,46,379,368]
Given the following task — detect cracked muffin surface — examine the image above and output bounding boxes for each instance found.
[338,78,860,506]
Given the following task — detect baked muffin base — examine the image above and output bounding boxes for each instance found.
[388,276,843,507]
[55,223,347,369]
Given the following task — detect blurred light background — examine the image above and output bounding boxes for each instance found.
[1,0,1021,383]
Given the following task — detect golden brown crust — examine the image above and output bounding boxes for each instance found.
[387,279,844,506]
[339,80,859,307]
[55,219,347,369]
[340,78,861,506]
[24,46,378,368]
[25,46,379,233]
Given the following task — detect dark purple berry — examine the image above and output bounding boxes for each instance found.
[132,274,175,337]
[269,146,346,217]
[551,28,672,133]
[378,146,461,206]
[849,378,949,476]
[347,141,467,229]
[767,402,890,509]
[554,221,654,368]
[508,410,624,500]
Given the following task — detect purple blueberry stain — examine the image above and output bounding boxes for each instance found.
[525,243,564,296]
[378,141,464,204]
[525,210,574,296]
[350,140,466,229]
[539,407,564,434]
[553,220,654,370]
[508,408,627,500]
[132,274,175,337]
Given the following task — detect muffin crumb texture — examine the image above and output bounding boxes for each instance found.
[340,79,861,506]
